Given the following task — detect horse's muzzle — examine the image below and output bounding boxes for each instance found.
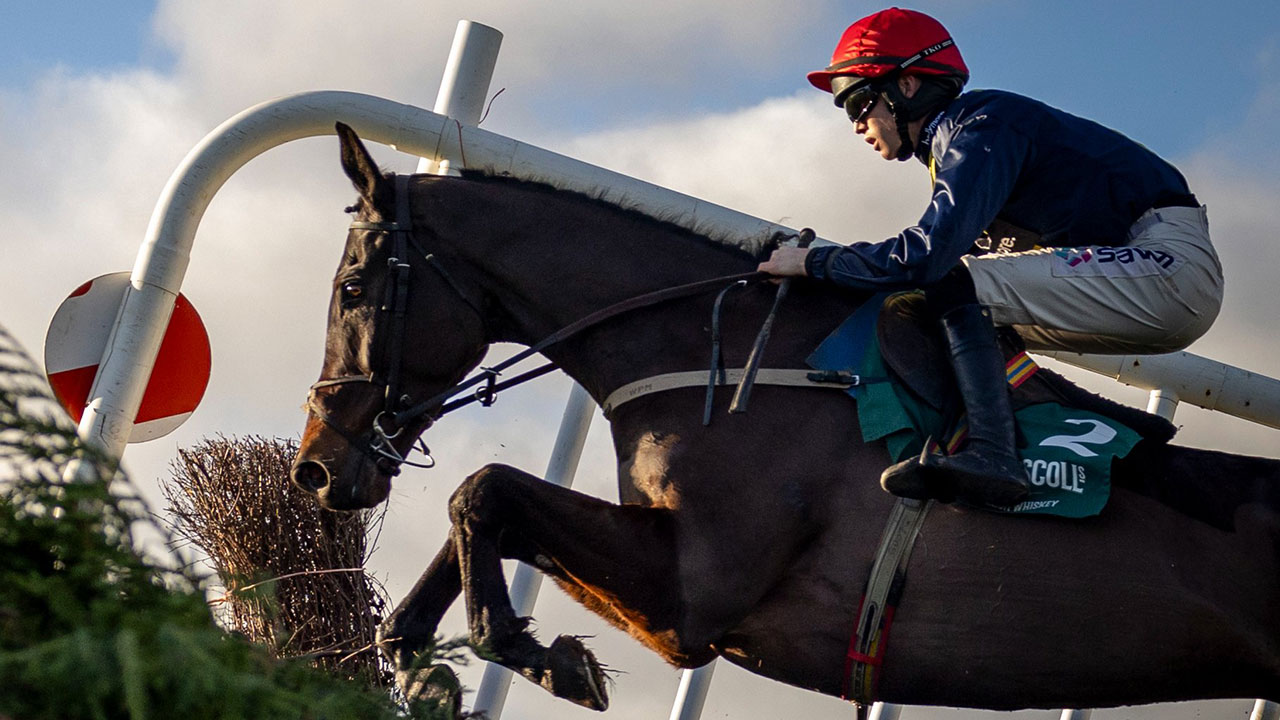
[290,453,393,510]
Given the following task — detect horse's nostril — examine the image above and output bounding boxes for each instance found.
[293,460,330,493]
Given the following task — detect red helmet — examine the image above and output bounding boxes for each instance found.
[807,8,969,103]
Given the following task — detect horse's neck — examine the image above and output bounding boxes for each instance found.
[496,258,759,400]
[439,184,769,398]
[486,243,752,339]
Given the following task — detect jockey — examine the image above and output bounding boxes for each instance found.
[758,7,1224,507]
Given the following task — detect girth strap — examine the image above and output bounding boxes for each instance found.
[845,498,933,713]
[603,368,870,419]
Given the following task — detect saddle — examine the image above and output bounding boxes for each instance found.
[874,292,1178,445]
[874,294,1280,531]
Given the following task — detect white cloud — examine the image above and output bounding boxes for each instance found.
[1,70,200,365]
[561,91,928,243]
[145,0,850,138]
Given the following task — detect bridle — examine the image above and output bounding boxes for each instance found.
[306,172,769,476]
[306,174,480,473]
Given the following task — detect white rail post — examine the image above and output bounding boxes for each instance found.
[472,384,595,718]
[415,20,502,177]
[868,701,903,720]
[417,21,716,720]
[409,21,602,720]
[669,663,716,720]
[410,20,514,718]
[1252,700,1280,720]
[1146,387,1179,419]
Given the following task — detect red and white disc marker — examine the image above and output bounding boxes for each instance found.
[45,272,211,443]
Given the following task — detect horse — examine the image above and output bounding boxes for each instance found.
[292,122,1280,714]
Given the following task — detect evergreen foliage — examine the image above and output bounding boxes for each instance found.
[0,326,451,719]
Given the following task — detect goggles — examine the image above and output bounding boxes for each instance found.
[842,85,881,125]
[830,75,883,124]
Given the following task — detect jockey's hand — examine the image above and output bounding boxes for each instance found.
[757,246,811,279]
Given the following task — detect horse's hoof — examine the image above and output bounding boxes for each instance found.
[541,635,609,711]
[398,663,463,719]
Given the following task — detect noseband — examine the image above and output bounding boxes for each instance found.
[306,172,771,477]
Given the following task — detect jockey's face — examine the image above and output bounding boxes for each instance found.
[854,95,901,161]
[852,74,922,162]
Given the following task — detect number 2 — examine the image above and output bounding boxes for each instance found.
[1038,418,1117,458]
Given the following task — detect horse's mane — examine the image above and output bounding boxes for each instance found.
[455,168,782,260]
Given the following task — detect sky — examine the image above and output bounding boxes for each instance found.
[3,1,1279,719]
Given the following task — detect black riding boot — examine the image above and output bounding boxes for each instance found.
[881,303,1029,506]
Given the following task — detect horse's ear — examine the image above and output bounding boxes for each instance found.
[336,122,390,216]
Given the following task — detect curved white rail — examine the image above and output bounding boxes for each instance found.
[76,89,818,458]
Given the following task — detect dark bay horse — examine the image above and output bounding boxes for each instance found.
[293,123,1280,713]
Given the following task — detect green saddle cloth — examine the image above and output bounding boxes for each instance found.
[806,296,1141,518]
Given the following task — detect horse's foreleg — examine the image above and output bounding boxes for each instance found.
[447,463,688,711]
[376,535,464,716]
[377,535,461,668]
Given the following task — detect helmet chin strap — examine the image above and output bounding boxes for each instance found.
[881,80,916,161]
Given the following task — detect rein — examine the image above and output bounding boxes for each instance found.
[307,172,768,474]
[391,268,767,429]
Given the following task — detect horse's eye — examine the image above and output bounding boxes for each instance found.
[341,282,364,303]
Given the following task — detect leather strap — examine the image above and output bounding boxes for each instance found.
[844,498,932,709]
[602,368,866,418]
[392,270,767,428]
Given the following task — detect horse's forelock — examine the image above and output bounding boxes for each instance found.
[341,172,397,223]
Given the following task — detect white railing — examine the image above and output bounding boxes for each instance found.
[1040,350,1280,428]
